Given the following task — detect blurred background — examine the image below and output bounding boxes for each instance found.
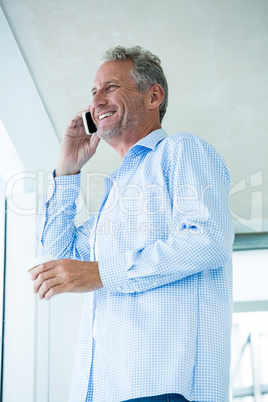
[0,0,267,401]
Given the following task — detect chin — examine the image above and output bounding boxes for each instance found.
[97,126,123,141]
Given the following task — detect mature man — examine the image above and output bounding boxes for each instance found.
[33,46,234,402]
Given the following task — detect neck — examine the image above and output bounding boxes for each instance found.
[106,120,162,159]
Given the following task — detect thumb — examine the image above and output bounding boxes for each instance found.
[90,133,101,152]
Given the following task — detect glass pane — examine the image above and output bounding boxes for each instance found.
[0,190,5,391]
[231,311,268,401]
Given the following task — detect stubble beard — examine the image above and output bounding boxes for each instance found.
[96,96,145,142]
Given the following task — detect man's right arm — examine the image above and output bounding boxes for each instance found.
[55,107,100,177]
[36,108,100,260]
[36,171,96,261]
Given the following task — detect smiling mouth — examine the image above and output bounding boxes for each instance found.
[99,112,115,121]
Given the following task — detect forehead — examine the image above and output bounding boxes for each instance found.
[93,59,135,86]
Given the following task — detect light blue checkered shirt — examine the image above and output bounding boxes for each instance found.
[37,129,234,402]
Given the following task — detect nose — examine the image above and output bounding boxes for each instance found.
[91,90,108,111]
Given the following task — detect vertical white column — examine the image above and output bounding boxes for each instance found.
[3,192,37,401]
[0,191,6,395]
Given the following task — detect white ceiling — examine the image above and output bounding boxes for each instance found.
[1,0,267,232]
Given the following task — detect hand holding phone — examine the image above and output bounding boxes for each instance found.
[82,111,97,135]
[56,110,100,176]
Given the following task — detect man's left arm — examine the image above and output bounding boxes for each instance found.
[32,138,233,299]
[30,259,102,300]
[98,138,234,294]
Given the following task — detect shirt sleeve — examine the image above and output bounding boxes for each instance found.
[36,172,95,261]
[98,137,234,294]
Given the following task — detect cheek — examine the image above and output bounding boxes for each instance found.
[89,105,97,122]
[116,88,139,104]
[111,88,143,114]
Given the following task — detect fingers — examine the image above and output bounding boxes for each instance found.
[69,114,84,130]
[31,259,74,300]
[42,285,62,301]
[30,259,103,300]
[32,271,55,295]
[36,277,62,300]
[31,260,59,300]
[30,260,56,280]
[68,106,91,130]
[90,132,101,151]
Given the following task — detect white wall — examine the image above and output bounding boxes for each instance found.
[0,9,84,400]
[1,0,268,232]
[49,294,84,401]
[3,192,84,402]
[0,190,5,390]
[0,7,60,175]
[3,193,36,401]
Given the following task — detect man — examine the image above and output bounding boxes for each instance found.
[32,46,234,402]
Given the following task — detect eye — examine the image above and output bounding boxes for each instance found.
[106,84,118,91]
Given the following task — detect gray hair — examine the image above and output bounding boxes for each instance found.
[102,45,168,123]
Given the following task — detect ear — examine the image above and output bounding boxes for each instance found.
[147,84,165,111]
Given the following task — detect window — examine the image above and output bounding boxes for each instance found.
[232,249,268,401]
[232,311,268,401]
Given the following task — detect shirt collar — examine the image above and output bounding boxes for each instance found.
[132,128,168,151]
[108,129,168,181]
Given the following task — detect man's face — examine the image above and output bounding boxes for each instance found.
[90,60,146,140]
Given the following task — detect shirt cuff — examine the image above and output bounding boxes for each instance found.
[46,170,81,204]
[98,251,134,293]
[98,250,157,294]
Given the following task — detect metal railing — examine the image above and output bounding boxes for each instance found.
[232,332,268,401]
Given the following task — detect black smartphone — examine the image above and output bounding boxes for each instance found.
[82,111,97,135]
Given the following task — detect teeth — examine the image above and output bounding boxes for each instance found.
[99,112,114,121]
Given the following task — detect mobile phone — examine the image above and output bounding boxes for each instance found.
[82,111,97,135]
